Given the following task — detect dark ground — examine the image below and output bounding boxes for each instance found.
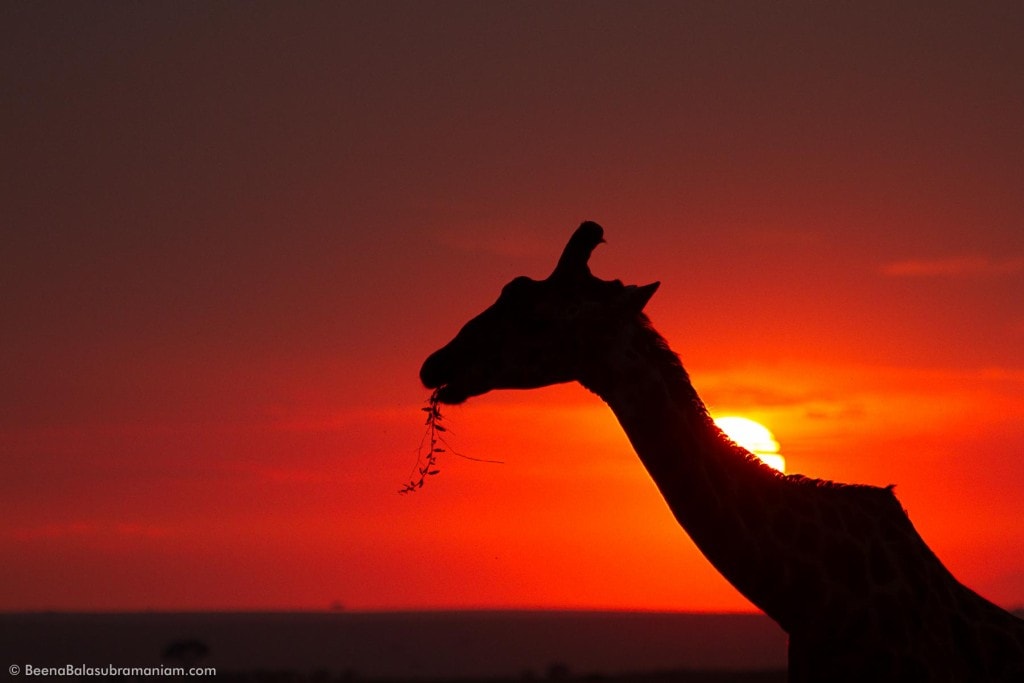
[214,672,787,683]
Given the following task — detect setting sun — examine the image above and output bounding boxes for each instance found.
[713,417,785,473]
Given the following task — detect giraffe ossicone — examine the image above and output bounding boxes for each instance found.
[420,222,1024,682]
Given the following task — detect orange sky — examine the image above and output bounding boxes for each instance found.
[2,2,1023,612]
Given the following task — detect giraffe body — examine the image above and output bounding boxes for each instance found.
[420,222,1024,681]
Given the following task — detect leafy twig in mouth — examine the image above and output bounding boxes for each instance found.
[399,390,445,494]
[400,389,503,494]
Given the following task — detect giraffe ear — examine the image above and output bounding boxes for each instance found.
[619,281,660,315]
[550,221,605,280]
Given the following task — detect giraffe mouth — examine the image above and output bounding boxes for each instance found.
[421,348,477,404]
[432,382,476,405]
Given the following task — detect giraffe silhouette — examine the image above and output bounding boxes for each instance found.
[420,222,1024,682]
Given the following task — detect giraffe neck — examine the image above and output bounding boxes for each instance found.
[580,317,797,625]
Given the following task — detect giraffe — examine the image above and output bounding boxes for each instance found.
[420,222,1024,682]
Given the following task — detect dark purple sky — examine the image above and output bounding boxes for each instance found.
[3,2,1023,611]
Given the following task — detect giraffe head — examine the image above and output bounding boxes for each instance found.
[421,222,660,404]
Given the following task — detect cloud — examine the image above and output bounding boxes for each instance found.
[881,256,1024,278]
[702,381,828,409]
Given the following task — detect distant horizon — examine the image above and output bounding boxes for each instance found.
[0,606,770,615]
[0,611,791,676]
[5,605,1023,616]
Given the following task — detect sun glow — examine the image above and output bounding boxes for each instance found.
[713,416,786,473]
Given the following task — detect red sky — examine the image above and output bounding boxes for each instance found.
[3,2,1023,612]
